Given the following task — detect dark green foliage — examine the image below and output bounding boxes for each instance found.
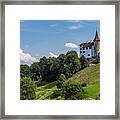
[20,77,36,100]
[62,64,72,78]
[20,64,30,78]
[56,74,66,89]
[30,62,41,81]
[57,54,66,73]
[59,51,81,79]
[81,82,87,87]
[20,50,81,83]
[40,57,60,82]
[66,51,80,74]
[80,55,89,69]
[61,82,88,100]
[50,89,62,99]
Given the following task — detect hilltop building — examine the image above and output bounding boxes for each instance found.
[79,30,100,58]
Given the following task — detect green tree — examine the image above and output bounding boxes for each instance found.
[56,74,66,89]
[20,64,30,78]
[61,82,88,100]
[63,64,72,78]
[65,50,80,77]
[20,77,36,100]
[57,54,66,74]
[39,56,48,82]
[80,55,89,69]
[39,57,61,82]
[30,62,41,81]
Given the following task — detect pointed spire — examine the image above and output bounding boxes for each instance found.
[94,30,100,41]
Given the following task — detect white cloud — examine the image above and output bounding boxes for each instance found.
[68,25,82,30]
[20,49,38,64]
[49,23,58,27]
[65,43,78,48]
[49,52,58,58]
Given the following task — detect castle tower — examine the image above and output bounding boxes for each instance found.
[93,30,100,57]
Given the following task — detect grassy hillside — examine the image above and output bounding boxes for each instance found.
[36,64,100,100]
[36,81,58,100]
[67,64,100,85]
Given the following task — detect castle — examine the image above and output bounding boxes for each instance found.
[79,30,100,58]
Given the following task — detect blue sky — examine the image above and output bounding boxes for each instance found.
[20,20,100,65]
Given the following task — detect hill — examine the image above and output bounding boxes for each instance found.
[66,63,100,99]
[36,63,100,100]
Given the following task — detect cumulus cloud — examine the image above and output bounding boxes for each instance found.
[65,43,78,48]
[49,52,58,58]
[20,49,38,64]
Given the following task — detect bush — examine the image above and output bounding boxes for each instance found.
[56,74,66,89]
[50,89,62,99]
[80,55,89,69]
[61,82,88,100]
[81,82,87,87]
[20,64,30,78]
[20,77,36,100]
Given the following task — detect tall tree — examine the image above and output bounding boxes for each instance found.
[80,55,89,69]
[20,77,36,100]
[30,62,41,81]
[56,74,66,89]
[20,64,30,78]
[65,50,80,75]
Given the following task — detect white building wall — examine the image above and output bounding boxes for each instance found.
[80,48,92,58]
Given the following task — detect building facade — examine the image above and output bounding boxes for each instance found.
[80,30,100,58]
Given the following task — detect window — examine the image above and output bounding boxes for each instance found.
[88,54,90,56]
[80,51,82,53]
[83,51,85,53]
[80,48,82,50]
[86,47,88,50]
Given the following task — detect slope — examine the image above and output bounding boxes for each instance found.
[36,63,100,100]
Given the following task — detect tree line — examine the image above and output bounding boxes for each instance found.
[20,50,89,84]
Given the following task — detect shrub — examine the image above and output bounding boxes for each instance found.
[61,82,88,100]
[50,89,62,99]
[20,77,36,100]
[56,74,66,89]
[80,55,89,69]
[81,82,87,87]
[20,64,30,78]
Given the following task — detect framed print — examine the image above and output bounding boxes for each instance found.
[0,0,120,119]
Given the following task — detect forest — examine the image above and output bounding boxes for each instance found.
[20,50,100,100]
